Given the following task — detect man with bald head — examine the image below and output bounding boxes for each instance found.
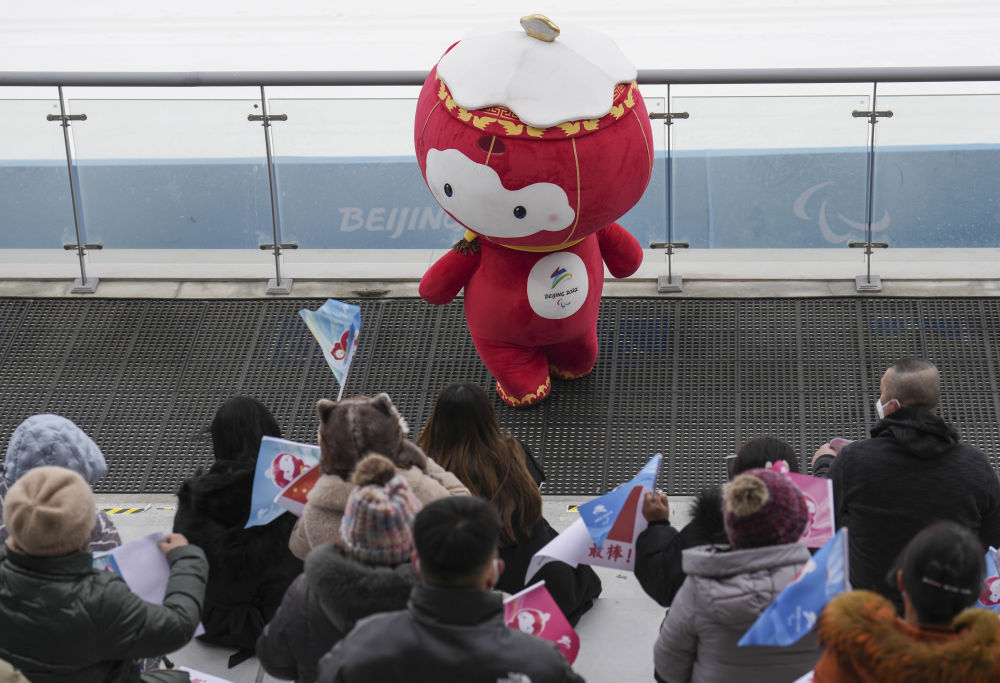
[813,358,1000,611]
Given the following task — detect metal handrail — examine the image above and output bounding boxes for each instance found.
[2,65,1000,87]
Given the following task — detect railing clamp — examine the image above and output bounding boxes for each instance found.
[649,112,689,124]
[259,243,299,252]
[650,241,690,292]
[852,109,893,124]
[248,113,288,123]
[63,243,103,252]
[47,113,87,126]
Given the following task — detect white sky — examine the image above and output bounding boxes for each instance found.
[3,0,1000,73]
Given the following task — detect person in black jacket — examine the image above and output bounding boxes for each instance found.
[317,496,585,683]
[417,382,601,624]
[634,436,800,607]
[172,396,303,667]
[256,455,421,683]
[811,358,1000,611]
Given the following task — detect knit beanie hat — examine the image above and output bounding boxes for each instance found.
[339,454,421,565]
[4,466,96,557]
[3,414,106,484]
[723,468,808,550]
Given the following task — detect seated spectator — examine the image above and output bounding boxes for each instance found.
[653,469,819,683]
[0,413,120,552]
[173,396,302,666]
[815,521,1000,682]
[416,382,601,624]
[0,466,207,682]
[289,393,468,560]
[317,495,585,682]
[256,454,422,683]
[636,436,799,607]
[811,358,1000,611]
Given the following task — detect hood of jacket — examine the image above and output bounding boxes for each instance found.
[687,487,728,544]
[871,407,959,460]
[681,542,811,624]
[305,543,418,634]
[819,590,1000,680]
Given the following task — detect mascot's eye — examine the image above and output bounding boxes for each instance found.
[443,183,453,198]
[513,206,527,219]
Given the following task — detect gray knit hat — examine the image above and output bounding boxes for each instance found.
[4,466,96,557]
[3,414,106,484]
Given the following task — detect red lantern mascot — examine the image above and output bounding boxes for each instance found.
[416,15,653,406]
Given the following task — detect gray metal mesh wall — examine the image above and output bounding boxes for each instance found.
[0,297,997,495]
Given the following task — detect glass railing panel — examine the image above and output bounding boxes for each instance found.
[670,88,872,249]
[873,87,1000,247]
[65,92,271,249]
[267,94,666,251]
[0,96,77,249]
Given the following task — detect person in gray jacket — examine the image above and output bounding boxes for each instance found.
[654,468,820,683]
[0,466,208,683]
[317,495,585,683]
[0,413,121,552]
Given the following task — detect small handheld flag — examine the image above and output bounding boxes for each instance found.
[299,299,362,400]
[245,436,320,529]
[504,581,580,663]
[738,528,850,647]
[577,453,661,548]
[975,546,1000,611]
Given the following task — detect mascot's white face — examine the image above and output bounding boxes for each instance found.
[425,148,575,239]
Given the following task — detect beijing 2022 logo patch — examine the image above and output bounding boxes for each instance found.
[526,252,588,320]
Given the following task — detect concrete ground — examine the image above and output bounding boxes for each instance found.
[100,492,696,683]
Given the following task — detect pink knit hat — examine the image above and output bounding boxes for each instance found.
[339,454,421,565]
[723,468,808,549]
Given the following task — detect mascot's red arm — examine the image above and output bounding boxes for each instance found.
[419,246,482,305]
[598,222,644,279]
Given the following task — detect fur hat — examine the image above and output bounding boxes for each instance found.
[723,468,808,549]
[339,454,421,565]
[4,466,96,557]
[316,393,426,475]
[3,414,106,484]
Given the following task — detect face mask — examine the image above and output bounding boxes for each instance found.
[875,398,885,420]
[492,558,503,587]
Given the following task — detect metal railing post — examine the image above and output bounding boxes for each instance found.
[650,85,690,292]
[849,82,891,292]
[253,85,297,295]
[50,86,101,293]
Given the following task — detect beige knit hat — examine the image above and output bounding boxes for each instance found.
[4,466,96,557]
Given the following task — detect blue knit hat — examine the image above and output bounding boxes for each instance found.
[340,454,421,565]
[3,414,106,485]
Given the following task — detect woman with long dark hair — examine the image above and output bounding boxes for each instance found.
[417,382,601,624]
[173,396,303,666]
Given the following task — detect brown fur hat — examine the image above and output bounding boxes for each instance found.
[316,393,427,476]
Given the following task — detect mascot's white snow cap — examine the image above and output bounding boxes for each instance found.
[435,14,637,129]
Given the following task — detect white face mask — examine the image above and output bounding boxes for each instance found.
[875,398,886,420]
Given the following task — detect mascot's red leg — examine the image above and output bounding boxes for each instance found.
[470,334,551,407]
[545,329,599,380]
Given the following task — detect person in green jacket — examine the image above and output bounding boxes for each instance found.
[0,466,208,683]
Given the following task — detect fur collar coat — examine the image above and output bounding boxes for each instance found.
[815,590,1000,682]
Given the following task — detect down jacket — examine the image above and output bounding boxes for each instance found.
[173,459,303,660]
[256,543,419,683]
[0,544,207,683]
[815,590,1000,682]
[317,583,585,683]
[289,459,469,560]
[653,542,819,683]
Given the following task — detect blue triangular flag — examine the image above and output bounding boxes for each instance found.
[739,528,851,647]
[975,547,1000,611]
[245,436,320,529]
[299,299,361,398]
[576,454,661,548]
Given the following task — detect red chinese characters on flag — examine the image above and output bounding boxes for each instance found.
[583,485,644,571]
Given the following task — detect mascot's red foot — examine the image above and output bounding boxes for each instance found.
[497,376,551,408]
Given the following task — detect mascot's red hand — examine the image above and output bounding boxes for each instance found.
[597,222,644,279]
[419,247,482,305]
